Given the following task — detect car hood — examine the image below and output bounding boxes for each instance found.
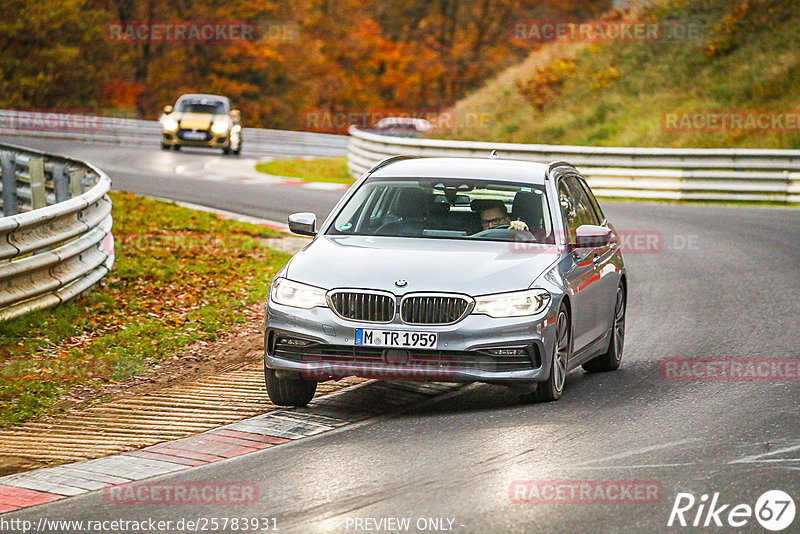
[170,112,227,129]
[284,235,560,296]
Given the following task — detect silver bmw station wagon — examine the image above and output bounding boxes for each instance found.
[264,155,627,406]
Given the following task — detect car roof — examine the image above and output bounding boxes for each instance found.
[374,117,432,129]
[368,157,552,184]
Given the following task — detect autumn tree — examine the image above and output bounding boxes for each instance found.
[0,0,112,110]
[1,0,611,127]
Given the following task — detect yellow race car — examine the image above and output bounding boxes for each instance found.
[161,94,242,155]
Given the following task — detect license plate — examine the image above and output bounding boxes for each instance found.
[181,131,207,140]
[355,329,438,349]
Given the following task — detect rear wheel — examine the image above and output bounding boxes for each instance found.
[161,143,170,151]
[264,364,316,407]
[583,284,626,373]
[533,304,570,402]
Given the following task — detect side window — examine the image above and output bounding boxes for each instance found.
[558,179,579,235]
[575,176,605,224]
[558,176,600,239]
[569,177,600,227]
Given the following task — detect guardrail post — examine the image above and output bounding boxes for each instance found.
[28,156,46,209]
[69,169,85,197]
[1,151,17,216]
[53,164,69,202]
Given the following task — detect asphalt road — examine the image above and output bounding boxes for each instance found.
[2,136,799,533]
[0,136,344,222]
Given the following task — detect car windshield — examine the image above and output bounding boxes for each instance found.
[328,177,554,243]
[175,101,226,114]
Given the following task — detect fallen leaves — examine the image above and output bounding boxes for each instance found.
[0,191,290,427]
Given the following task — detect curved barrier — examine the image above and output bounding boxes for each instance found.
[0,109,348,158]
[347,126,800,203]
[0,143,114,321]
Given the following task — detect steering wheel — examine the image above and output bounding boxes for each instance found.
[471,223,539,242]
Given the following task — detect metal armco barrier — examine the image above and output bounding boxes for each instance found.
[0,142,114,321]
[347,126,800,203]
[0,109,348,157]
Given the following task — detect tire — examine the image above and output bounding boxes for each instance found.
[172,145,180,151]
[583,284,626,373]
[533,303,570,402]
[223,146,231,155]
[264,364,316,407]
[161,143,170,151]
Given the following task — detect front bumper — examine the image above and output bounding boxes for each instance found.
[264,302,558,383]
[162,129,230,148]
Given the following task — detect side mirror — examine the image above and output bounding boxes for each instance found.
[574,225,611,249]
[288,212,317,236]
[163,105,174,114]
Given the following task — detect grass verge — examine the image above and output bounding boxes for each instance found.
[437,0,800,149]
[255,156,353,184]
[0,192,290,427]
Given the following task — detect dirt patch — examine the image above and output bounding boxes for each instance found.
[0,310,269,475]
[0,236,349,477]
[24,236,308,421]
[46,305,266,417]
[0,456,47,478]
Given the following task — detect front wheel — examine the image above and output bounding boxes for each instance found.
[264,365,316,407]
[583,283,626,373]
[533,304,570,402]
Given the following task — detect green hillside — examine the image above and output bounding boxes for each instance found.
[436,0,800,149]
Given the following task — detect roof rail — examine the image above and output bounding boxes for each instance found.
[366,154,421,174]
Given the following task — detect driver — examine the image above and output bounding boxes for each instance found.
[478,201,528,231]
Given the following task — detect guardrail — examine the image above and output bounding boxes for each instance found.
[0,109,348,157]
[0,142,114,321]
[347,127,800,203]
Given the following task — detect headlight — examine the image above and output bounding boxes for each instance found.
[270,278,327,309]
[472,289,551,318]
[163,117,178,131]
[211,120,229,134]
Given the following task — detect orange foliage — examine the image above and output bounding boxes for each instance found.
[2,0,612,127]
